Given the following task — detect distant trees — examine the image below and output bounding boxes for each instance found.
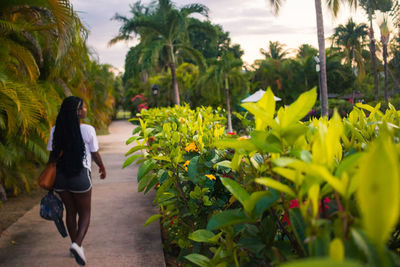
[110,0,210,106]
[331,18,369,78]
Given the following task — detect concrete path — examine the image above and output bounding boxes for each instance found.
[0,121,165,267]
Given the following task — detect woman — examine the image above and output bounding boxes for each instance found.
[47,96,106,266]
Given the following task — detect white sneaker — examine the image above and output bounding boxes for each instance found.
[70,242,86,265]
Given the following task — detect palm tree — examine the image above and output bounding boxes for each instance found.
[261,41,289,60]
[199,53,245,132]
[110,0,209,106]
[331,18,368,80]
[378,15,391,102]
[268,0,357,117]
[359,0,392,100]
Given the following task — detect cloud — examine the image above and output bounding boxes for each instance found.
[70,0,369,69]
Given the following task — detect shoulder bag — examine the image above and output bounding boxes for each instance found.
[38,162,57,190]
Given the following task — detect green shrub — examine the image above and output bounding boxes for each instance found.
[125,91,400,266]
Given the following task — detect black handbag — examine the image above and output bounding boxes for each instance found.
[40,190,67,238]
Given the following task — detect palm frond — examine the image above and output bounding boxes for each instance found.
[176,44,206,72]
[180,4,209,18]
[1,38,40,81]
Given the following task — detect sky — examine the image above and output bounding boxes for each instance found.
[70,0,372,72]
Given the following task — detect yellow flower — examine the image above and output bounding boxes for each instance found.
[205,174,216,181]
[237,136,249,141]
[183,160,190,172]
[185,142,198,152]
[178,117,186,123]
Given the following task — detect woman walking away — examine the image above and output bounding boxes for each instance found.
[47,96,106,266]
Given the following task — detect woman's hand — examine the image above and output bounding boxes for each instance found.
[91,151,106,179]
[99,165,106,179]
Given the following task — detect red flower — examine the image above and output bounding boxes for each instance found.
[282,199,300,225]
[289,199,299,209]
[227,132,236,135]
[321,197,331,210]
[282,213,290,225]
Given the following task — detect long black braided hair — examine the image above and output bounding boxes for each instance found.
[52,96,85,176]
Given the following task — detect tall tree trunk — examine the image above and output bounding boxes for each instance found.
[389,67,399,94]
[225,75,233,133]
[314,0,328,117]
[56,78,72,96]
[368,17,379,101]
[0,184,7,202]
[141,70,148,83]
[383,43,389,102]
[169,45,180,106]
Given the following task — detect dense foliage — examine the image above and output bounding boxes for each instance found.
[126,89,400,266]
[0,0,121,196]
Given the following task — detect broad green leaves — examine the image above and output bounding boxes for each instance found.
[279,88,317,127]
[356,132,400,247]
[220,177,249,205]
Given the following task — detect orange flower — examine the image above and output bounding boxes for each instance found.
[185,142,198,152]
[183,160,190,172]
[237,136,249,141]
[205,174,216,181]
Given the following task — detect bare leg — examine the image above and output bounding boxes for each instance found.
[73,189,92,246]
[59,191,78,243]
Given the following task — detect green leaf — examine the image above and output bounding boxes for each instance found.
[279,258,363,267]
[273,167,297,184]
[184,254,211,267]
[137,159,156,182]
[251,131,282,153]
[356,132,400,247]
[308,184,319,218]
[144,214,162,226]
[290,149,312,163]
[289,208,306,252]
[132,126,141,135]
[272,157,298,167]
[214,160,231,169]
[188,156,200,183]
[255,178,296,197]
[241,102,276,130]
[138,173,155,192]
[123,154,143,168]
[220,177,250,206]
[280,124,308,144]
[207,209,250,230]
[243,190,279,218]
[351,228,380,266]
[214,139,257,152]
[125,145,147,156]
[126,135,140,145]
[257,87,276,117]
[144,177,158,193]
[280,88,317,127]
[334,152,362,178]
[188,229,216,243]
[231,151,243,171]
[329,238,344,261]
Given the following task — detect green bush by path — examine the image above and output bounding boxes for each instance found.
[125,89,400,266]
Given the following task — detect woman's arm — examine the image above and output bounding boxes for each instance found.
[48,150,59,164]
[91,151,106,179]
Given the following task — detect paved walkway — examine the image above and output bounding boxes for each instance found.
[0,121,165,267]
